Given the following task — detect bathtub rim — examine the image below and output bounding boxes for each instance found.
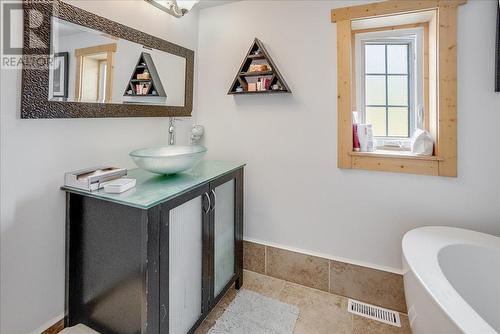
[402,226,499,334]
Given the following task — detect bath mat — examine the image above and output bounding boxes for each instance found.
[208,289,299,334]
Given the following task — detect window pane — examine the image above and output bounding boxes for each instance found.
[365,45,385,74]
[366,107,386,136]
[388,107,409,137]
[365,75,386,105]
[387,45,408,74]
[387,75,408,106]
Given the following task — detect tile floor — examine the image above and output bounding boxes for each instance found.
[195,270,412,334]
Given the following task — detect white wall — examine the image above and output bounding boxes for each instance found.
[0,1,198,333]
[196,0,500,272]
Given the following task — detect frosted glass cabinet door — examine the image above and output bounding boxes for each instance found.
[213,179,235,296]
[168,196,203,334]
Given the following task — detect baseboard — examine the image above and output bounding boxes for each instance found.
[29,315,64,334]
[243,239,408,313]
[244,237,403,274]
[41,319,65,334]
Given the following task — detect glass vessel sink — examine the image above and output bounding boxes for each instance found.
[130,145,207,175]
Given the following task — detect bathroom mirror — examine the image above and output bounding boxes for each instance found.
[21,0,194,118]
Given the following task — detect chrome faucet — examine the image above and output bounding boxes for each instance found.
[168,117,177,145]
[169,118,204,145]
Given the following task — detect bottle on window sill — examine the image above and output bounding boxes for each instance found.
[357,124,375,152]
[352,112,360,151]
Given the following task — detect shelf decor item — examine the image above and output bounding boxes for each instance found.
[248,64,270,72]
[137,69,150,80]
[228,38,291,95]
[124,52,166,97]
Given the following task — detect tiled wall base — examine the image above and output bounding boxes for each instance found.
[243,241,407,313]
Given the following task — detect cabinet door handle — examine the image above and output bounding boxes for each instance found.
[203,192,211,214]
[210,189,217,212]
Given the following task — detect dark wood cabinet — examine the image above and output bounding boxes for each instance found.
[64,166,244,334]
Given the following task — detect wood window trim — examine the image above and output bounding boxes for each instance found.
[74,43,117,57]
[74,43,116,103]
[331,0,467,23]
[333,0,466,177]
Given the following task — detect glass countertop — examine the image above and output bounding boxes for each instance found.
[61,160,245,209]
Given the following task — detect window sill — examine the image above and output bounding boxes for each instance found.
[349,150,443,161]
[348,150,442,176]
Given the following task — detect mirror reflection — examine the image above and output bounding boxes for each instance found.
[49,18,186,106]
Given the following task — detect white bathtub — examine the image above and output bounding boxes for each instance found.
[402,226,500,334]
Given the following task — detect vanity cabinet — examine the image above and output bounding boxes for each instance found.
[63,162,244,334]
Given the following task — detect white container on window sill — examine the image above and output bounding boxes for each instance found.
[411,129,434,156]
[357,124,375,152]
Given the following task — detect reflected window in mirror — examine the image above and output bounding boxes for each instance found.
[74,44,116,103]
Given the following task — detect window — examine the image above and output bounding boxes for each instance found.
[332,0,466,177]
[355,28,424,148]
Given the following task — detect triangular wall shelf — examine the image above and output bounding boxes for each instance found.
[228,38,291,95]
[124,52,166,98]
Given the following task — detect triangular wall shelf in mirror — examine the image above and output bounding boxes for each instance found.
[228,38,291,95]
[124,52,166,99]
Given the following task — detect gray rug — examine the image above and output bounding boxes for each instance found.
[208,289,299,334]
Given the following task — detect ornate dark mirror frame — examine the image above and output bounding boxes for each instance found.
[21,0,194,118]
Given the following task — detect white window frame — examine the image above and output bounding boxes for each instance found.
[355,28,424,149]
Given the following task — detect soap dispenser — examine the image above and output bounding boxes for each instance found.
[191,125,204,145]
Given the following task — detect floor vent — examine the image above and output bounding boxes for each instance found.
[347,299,401,327]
